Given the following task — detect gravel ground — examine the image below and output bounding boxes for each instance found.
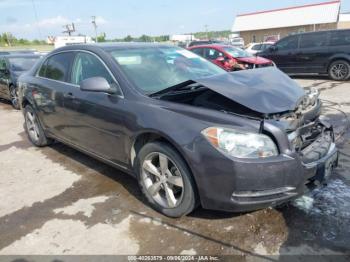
[0,77,349,258]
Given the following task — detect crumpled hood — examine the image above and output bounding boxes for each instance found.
[194,67,305,114]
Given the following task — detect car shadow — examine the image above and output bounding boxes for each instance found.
[45,141,245,220]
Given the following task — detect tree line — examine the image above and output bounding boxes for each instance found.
[0,30,231,46]
[0,33,46,46]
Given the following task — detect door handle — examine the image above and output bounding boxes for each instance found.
[64,92,75,99]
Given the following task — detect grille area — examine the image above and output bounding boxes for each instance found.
[288,121,333,164]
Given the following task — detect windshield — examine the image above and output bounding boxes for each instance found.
[223,46,252,58]
[9,57,40,71]
[109,46,225,94]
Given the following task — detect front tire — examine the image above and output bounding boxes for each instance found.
[328,60,350,81]
[135,141,198,217]
[24,105,52,147]
[9,85,20,110]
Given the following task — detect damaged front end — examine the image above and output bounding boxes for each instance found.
[151,68,338,211]
[154,67,338,186]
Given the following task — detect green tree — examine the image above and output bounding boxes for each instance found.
[124,35,133,42]
[139,34,152,42]
[97,32,106,42]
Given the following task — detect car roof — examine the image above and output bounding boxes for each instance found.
[0,54,42,59]
[54,42,174,53]
[189,44,233,49]
[287,28,350,38]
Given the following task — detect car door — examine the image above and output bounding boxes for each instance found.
[0,57,10,99]
[63,51,127,165]
[203,48,226,69]
[263,35,300,73]
[295,32,330,73]
[34,52,75,136]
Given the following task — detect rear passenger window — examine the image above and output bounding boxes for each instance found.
[38,52,74,82]
[330,31,350,46]
[300,33,328,48]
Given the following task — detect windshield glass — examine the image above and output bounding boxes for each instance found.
[223,46,252,58]
[109,46,225,94]
[9,57,40,71]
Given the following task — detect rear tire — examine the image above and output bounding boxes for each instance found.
[135,141,198,217]
[328,60,350,81]
[24,105,53,147]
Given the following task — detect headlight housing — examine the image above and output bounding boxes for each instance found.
[201,127,278,159]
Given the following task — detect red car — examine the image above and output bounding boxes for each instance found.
[188,44,274,71]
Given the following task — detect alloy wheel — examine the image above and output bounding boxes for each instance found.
[10,86,19,109]
[141,152,184,208]
[330,62,349,80]
[26,111,40,142]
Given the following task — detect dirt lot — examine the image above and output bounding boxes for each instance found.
[0,77,349,258]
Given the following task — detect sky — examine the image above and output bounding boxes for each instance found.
[0,0,349,40]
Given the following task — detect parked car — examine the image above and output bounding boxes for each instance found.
[19,43,337,217]
[188,44,274,71]
[187,40,224,48]
[0,53,42,109]
[0,49,37,55]
[230,37,245,48]
[258,29,350,81]
[245,42,274,55]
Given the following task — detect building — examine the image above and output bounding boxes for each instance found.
[170,34,196,42]
[232,0,350,44]
[47,36,95,49]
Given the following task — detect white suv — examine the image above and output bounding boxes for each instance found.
[245,42,274,55]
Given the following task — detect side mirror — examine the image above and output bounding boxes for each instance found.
[80,77,115,94]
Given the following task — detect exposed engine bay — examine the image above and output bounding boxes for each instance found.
[157,84,333,164]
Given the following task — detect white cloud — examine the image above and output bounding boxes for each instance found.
[35,15,71,28]
[95,16,108,25]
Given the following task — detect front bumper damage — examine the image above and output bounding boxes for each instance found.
[189,118,338,212]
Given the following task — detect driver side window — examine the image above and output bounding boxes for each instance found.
[71,52,114,85]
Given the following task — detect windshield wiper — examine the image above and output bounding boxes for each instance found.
[149,80,205,98]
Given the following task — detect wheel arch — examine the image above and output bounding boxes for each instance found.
[130,130,200,201]
[327,55,350,71]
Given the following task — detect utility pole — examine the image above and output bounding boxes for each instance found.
[204,24,209,39]
[91,16,98,42]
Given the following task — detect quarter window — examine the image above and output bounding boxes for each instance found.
[38,52,74,82]
[71,52,114,85]
[330,30,350,46]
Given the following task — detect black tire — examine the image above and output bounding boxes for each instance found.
[135,141,198,217]
[9,85,20,110]
[24,105,53,147]
[328,60,350,81]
